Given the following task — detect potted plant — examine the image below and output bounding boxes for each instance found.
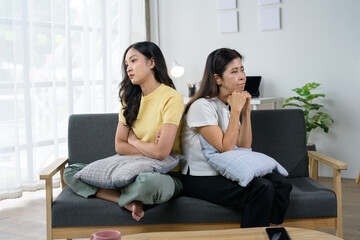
[282,82,334,150]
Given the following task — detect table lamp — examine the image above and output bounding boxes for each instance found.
[170,60,184,78]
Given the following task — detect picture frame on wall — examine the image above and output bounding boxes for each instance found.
[260,6,280,31]
[259,0,280,6]
[218,0,237,10]
[219,10,238,33]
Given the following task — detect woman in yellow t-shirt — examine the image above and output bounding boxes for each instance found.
[64,41,184,221]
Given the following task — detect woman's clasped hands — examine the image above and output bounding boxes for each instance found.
[227,91,251,113]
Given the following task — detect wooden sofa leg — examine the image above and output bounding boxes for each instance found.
[45,178,53,240]
[334,169,343,238]
[356,168,360,184]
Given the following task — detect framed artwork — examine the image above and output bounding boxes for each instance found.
[218,0,236,10]
[260,6,280,31]
[219,10,238,33]
[259,0,280,6]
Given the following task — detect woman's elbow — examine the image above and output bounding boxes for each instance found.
[219,146,234,153]
[236,143,252,149]
[115,141,126,155]
[154,149,171,160]
[244,144,252,149]
[115,146,122,155]
[219,143,237,153]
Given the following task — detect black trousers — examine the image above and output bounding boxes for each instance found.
[181,172,292,228]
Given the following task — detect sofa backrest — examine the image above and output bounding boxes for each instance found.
[251,109,308,178]
[68,109,308,178]
[68,113,118,165]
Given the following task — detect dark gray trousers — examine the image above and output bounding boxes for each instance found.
[181,172,292,228]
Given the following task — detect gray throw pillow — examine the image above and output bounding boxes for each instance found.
[74,153,182,189]
[199,135,288,187]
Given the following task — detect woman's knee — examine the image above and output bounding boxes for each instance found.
[250,177,275,199]
[265,172,292,191]
[63,166,77,184]
[282,179,292,192]
[135,172,175,202]
[63,163,86,184]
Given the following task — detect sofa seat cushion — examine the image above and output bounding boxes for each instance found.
[52,186,241,228]
[285,177,337,219]
[52,177,336,228]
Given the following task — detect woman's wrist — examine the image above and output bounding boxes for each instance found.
[242,108,251,117]
[230,107,241,116]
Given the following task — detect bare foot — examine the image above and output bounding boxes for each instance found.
[124,201,144,221]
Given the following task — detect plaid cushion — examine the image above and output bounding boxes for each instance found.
[74,153,182,189]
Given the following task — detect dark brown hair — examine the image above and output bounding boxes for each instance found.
[119,41,175,127]
[184,48,243,114]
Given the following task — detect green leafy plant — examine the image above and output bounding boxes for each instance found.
[282,82,334,144]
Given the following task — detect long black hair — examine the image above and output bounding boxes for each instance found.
[184,48,243,114]
[119,41,175,127]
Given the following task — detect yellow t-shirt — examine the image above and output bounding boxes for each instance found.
[119,84,184,170]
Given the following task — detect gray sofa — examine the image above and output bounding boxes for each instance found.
[40,109,347,239]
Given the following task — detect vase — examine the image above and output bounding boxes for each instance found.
[188,86,196,97]
[306,143,316,151]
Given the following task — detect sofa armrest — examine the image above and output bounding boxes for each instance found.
[308,150,347,180]
[40,158,68,240]
[308,151,347,171]
[40,157,68,189]
[307,150,347,238]
[40,157,69,180]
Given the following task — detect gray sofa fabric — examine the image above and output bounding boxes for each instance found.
[54,109,336,228]
[286,178,336,218]
[68,114,118,165]
[52,177,336,227]
[251,109,309,178]
[52,187,241,227]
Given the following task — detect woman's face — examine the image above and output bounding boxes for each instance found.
[217,57,246,96]
[124,48,154,85]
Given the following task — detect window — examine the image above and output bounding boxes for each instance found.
[0,0,147,200]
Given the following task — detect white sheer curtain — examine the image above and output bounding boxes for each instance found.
[0,0,147,200]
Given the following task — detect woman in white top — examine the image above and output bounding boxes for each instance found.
[181,48,292,228]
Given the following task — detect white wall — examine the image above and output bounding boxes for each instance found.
[151,0,360,179]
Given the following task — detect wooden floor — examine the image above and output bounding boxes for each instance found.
[0,177,359,240]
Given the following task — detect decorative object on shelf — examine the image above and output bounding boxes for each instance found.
[282,82,334,149]
[170,60,184,78]
[187,82,197,97]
